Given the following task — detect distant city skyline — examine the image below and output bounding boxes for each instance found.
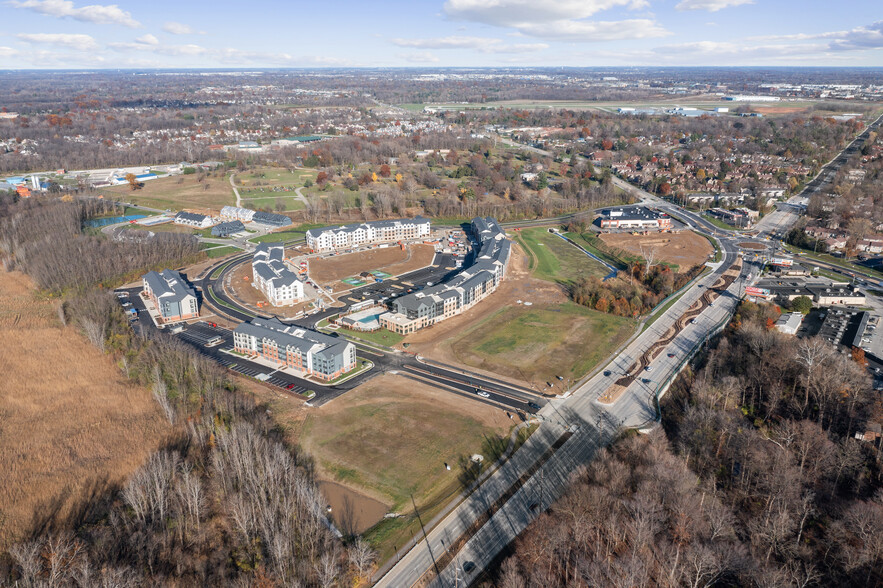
[0,0,881,69]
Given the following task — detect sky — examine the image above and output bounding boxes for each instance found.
[0,0,882,69]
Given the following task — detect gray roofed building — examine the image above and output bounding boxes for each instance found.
[142,269,199,322]
[174,211,214,228]
[251,211,292,227]
[233,317,356,380]
[211,220,245,237]
[380,216,510,334]
[306,216,431,251]
[251,242,304,305]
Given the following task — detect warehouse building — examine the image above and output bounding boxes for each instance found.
[211,220,246,237]
[142,269,199,322]
[380,217,510,334]
[775,312,804,335]
[233,317,356,381]
[251,242,304,305]
[598,207,673,230]
[306,217,431,252]
[174,211,214,229]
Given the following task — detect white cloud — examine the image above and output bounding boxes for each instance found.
[135,33,158,45]
[675,0,754,11]
[17,32,98,50]
[8,0,140,27]
[162,21,205,35]
[442,0,667,42]
[444,0,648,24]
[110,40,207,56]
[0,46,19,57]
[398,52,441,63]
[391,36,548,53]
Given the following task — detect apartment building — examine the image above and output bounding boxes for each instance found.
[174,211,214,229]
[233,317,356,381]
[251,242,304,306]
[142,269,199,322]
[220,205,256,222]
[380,217,510,335]
[306,217,431,252]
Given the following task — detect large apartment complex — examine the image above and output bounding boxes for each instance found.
[306,217,431,252]
[380,217,510,335]
[233,317,356,381]
[251,242,304,306]
[142,269,199,322]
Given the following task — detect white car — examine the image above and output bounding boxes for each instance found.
[476,390,490,398]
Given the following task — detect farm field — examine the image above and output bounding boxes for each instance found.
[515,227,610,283]
[103,172,235,211]
[309,243,436,290]
[598,230,714,271]
[0,270,170,548]
[298,374,513,559]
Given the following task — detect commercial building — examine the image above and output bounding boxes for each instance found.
[306,217,431,252]
[251,211,292,228]
[251,242,304,306]
[598,207,673,230]
[708,208,753,228]
[233,317,356,381]
[174,211,214,229]
[211,220,246,237]
[380,217,510,334]
[220,206,256,222]
[775,312,804,335]
[142,269,199,322]
[755,277,866,307]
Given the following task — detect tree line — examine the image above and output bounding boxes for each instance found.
[1,196,368,586]
[488,301,881,587]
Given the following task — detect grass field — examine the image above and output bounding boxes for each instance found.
[248,223,324,244]
[203,245,241,258]
[0,271,169,548]
[298,374,514,559]
[103,173,235,211]
[335,327,404,348]
[515,227,609,284]
[447,302,634,385]
[238,195,306,211]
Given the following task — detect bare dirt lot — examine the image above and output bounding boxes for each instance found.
[739,241,766,250]
[227,259,315,318]
[308,243,436,290]
[0,271,170,548]
[599,230,713,270]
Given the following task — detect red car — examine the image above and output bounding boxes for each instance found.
[286,383,296,390]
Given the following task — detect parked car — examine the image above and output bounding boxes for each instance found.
[528,402,542,411]
[476,390,490,398]
[603,370,612,377]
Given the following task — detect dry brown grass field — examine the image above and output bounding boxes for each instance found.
[0,271,170,548]
[599,230,713,270]
[103,172,235,212]
[309,243,436,288]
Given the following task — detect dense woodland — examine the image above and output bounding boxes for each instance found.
[491,301,883,587]
[0,197,368,586]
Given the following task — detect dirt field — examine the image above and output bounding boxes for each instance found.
[0,271,170,548]
[309,243,436,291]
[599,230,713,271]
[103,172,235,212]
[739,241,766,250]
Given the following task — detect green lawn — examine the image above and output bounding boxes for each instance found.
[239,195,306,211]
[301,374,515,562]
[447,302,634,386]
[248,223,324,244]
[203,246,241,259]
[565,231,628,270]
[336,328,404,348]
[515,227,609,284]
